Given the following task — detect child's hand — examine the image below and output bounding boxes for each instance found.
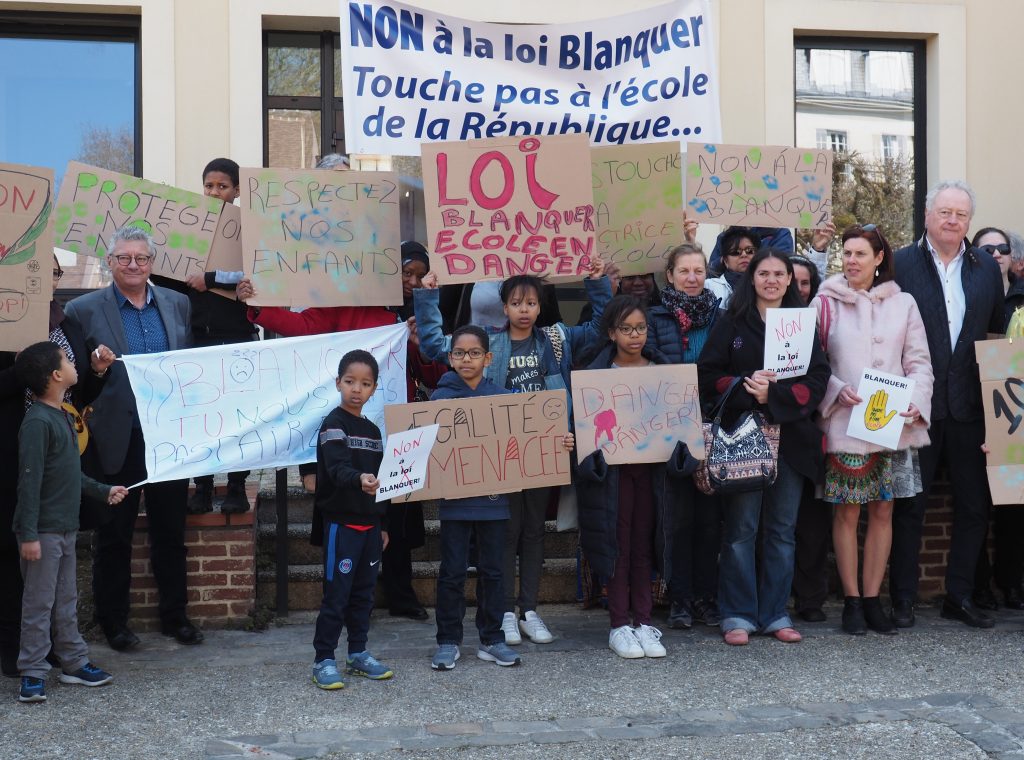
[421,272,439,290]
[185,272,208,292]
[20,541,41,562]
[382,531,390,551]
[236,278,256,302]
[360,473,379,495]
[90,344,116,374]
[107,486,129,505]
[588,256,606,279]
[562,433,575,452]
[982,443,991,455]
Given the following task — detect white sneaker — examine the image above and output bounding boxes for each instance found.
[501,612,522,645]
[609,625,644,659]
[519,610,554,644]
[635,624,667,657]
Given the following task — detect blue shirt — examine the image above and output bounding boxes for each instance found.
[113,283,169,354]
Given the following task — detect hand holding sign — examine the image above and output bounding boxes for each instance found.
[863,390,898,431]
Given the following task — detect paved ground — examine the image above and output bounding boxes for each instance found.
[5,602,1024,759]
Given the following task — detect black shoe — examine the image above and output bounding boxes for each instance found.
[862,596,897,635]
[891,599,915,628]
[389,606,429,621]
[841,597,867,635]
[797,607,827,623]
[161,618,205,645]
[104,624,141,652]
[972,587,999,611]
[1004,586,1024,611]
[667,600,693,629]
[220,482,251,514]
[187,483,213,515]
[940,597,995,629]
[692,598,721,627]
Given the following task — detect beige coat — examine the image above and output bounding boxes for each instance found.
[814,276,934,454]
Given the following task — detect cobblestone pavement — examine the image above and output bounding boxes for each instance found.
[5,603,1024,759]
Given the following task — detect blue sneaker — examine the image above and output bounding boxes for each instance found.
[19,677,46,703]
[346,651,393,680]
[59,663,113,687]
[311,659,344,690]
[477,642,521,667]
[431,644,460,671]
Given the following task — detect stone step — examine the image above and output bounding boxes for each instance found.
[257,520,579,566]
[256,557,579,611]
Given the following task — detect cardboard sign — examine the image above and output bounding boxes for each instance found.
[422,134,596,285]
[375,424,440,502]
[205,203,243,300]
[53,161,224,282]
[0,163,54,351]
[571,364,704,464]
[685,143,832,228]
[119,323,409,483]
[763,307,816,380]
[592,141,684,277]
[383,390,571,502]
[977,338,1024,504]
[239,167,402,308]
[845,369,916,451]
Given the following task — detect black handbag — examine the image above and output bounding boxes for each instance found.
[694,377,781,495]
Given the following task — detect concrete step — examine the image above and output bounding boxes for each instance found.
[257,520,579,566]
[257,557,579,611]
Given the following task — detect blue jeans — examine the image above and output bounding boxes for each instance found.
[718,458,802,634]
[436,519,506,646]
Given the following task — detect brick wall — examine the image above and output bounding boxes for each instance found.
[128,488,257,631]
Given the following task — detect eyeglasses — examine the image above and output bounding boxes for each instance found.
[52,268,64,280]
[616,324,648,336]
[979,243,1011,256]
[727,246,756,257]
[935,208,970,222]
[112,254,153,266]
[449,348,486,360]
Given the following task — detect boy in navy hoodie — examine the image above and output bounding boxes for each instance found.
[429,326,574,670]
[311,350,392,690]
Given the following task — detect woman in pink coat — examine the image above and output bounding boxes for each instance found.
[814,225,934,636]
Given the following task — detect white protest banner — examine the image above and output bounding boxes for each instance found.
[763,307,816,380]
[338,0,720,155]
[375,423,439,501]
[120,323,409,483]
[845,369,916,451]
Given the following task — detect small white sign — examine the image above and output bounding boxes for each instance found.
[375,424,440,502]
[846,369,916,451]
[763,307,816,380]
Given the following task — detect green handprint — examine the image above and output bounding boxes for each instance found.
[864,389,897,431]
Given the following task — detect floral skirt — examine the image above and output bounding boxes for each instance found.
[823,448,923,505]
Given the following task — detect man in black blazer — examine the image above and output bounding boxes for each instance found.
[65,226,203,649]
[890,180,1005,629]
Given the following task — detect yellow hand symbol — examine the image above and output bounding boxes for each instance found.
[864,389,897,431]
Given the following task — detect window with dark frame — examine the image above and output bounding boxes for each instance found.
[0,11,141,292]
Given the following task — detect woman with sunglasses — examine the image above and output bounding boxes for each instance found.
[814,224,933,635]
[972,228,1024,330]
[706,228,760,309]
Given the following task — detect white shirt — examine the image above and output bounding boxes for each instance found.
[926,235,967,350]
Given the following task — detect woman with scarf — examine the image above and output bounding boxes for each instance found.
[706,228,760,309]
[644,242,723,630]
[0,257,115,676]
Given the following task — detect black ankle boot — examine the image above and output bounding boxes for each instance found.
[221,481,251,514]
[842,596,866,635]
[187,482,213,515]
[863,596,897,635]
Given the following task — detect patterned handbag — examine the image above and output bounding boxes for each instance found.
[694,377,781,496]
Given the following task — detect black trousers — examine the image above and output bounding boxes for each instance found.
[669,478,721,603]
[975,506,1024,594]
[792,478,831,611]
[0,486,22,656]
[313,522,381,661]
[93,427,189,629]
[891,417,989,603]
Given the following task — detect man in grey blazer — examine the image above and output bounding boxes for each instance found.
[65,226,203,650]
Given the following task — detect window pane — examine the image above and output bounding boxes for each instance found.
[795,44,917,262]
[267,33,320,97]
[0,35,136,289]
[268,109,322,168]
[334,38,343,97]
